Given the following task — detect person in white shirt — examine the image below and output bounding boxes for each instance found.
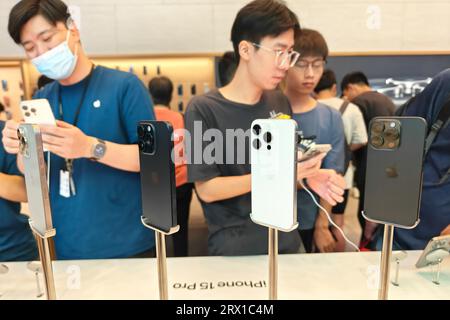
[315,69,368,251]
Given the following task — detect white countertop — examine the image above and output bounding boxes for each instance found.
[1,251,449,300]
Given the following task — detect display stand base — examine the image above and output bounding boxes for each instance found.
[29,220,56,300]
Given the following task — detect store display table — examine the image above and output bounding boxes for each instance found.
[1,251,449,300]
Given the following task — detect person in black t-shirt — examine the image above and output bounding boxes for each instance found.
[185,0,345,256]
[341,71,396,247]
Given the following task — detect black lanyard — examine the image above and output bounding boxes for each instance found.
[56,64,95,196]
[58,64,95,126]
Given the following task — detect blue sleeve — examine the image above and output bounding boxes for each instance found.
[0,122,21,176]
[119,75,155,144]
[0,147,20,177]
[323,111,346,174]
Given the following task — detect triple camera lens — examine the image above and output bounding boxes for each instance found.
[252,124,272,151]
[138,124,155,153]
[370,121,400,149]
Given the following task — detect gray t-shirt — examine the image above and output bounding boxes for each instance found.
[185,89,301,256]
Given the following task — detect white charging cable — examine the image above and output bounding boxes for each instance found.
[300,180,360,252]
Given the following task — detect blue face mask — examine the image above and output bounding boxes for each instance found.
[31,31,78,81]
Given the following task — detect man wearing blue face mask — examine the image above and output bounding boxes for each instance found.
[2,0,156,260]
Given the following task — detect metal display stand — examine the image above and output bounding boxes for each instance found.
[29,221,56,300]
[141,217,179,300]
[268,228,278,300]
[378,224,394,300]
[27,262,44,298]
[425,249,449,285]
[391,251,407,287]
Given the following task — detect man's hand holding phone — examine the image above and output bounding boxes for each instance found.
[1,119,22,155]
[40,120,94,159]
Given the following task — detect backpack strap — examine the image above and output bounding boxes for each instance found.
[425,98,450,155]
[339,100,350,115]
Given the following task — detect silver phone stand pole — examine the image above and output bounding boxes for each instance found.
[268,227,278,300]
[29,221,56,300]
[378,224,394,300]
[141,217,179,300]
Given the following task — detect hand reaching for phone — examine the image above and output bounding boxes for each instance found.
[40,120,94,159]
[296,151,326,180]
[306,169,345,206]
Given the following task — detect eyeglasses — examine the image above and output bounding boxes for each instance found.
[294,59,326,73]
[252,43,301,68]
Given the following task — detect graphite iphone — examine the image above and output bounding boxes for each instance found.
[363,117,427,228]
[138,121,178,233]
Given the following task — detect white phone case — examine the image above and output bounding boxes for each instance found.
[20,99,57,126]
[250,119,299,232]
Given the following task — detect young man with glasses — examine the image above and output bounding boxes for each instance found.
[185,1,345,256]
[2,0,156,260]
[285,29,346,253]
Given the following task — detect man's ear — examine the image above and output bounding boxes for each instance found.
[238,40,252,62]
[67,19,81,43]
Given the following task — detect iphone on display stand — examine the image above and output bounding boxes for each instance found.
[17,124,56,300]
[138,120,179,300]
[362,116,427,300]
[250,118,299,300]
[138,121,179,234]
[250,119,299,232]
[363,117,427,228]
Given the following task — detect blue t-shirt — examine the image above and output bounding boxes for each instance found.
[292,103,346,230]
[0,121,38,262]
[34,66,156,259]
[394,69,450,250]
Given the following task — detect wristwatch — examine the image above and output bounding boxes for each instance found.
[90,138,107,161]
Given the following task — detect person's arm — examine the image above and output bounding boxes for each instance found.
[441,225,450,236]
[349,104,368,152]
[40,121,140,172]
[0,173,27,203]
[350,143,366,151]
[313,199,336,253]
[197,152,328,203]
[195,174,251,203]
[40,74,154,173]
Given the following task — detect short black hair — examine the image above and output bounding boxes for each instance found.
[148,76,174,107]
[315,69,337,93]
[8,0,71,44]
[341,71,370,92]
[37,75,54,89]
[218,51,237,87]
[295,28,328,60]
[231,0,300,64]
